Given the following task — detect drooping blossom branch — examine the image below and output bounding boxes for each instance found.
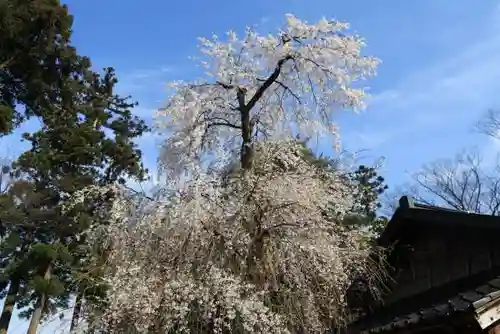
[75,14,386,334]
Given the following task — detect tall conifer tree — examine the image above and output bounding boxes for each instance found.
[0,1,150,332]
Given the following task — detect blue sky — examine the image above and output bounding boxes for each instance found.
[2,0,500,332]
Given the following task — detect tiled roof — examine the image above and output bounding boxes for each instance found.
[377,196,500,247]
[347,197,500,333]
[359,276,500,333]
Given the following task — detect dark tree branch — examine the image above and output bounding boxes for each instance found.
[207,122,241,130]
[393,150,500,215]
[256,78,301,104]
[245,55,293,112]
[477,109,500,140]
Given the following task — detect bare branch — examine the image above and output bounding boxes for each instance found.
[477,109,500,140]
[392,149,500,215]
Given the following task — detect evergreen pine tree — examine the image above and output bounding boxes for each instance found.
[12,65,148,333]
[294,139,389,237]
[0,1,149,332]
[0,0,75,136]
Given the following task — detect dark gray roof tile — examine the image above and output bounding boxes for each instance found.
[488,277,500,289]
[475,284,497,295]
[420,307,439,320]
[460,291,484,302]
[434,303,451,315]
[354,277,500,333]
[472,296,491,309]
[407,313,420,324]
[448,296,471,311]
[393,318,406,328]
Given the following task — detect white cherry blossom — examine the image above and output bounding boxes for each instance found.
[78,14,385,334]
[156,14,379,183]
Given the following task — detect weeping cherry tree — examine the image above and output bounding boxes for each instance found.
[77,14,386,333]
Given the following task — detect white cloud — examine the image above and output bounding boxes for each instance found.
[355,8,500,148]
[126,66,174,80]
[343,130,399,150]
[132,106,157,119]
[259,16,270,25]
[115,65,176,96]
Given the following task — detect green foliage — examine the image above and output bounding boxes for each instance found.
[0,179,68,318]
[0,0,75,136]
[0,105,14,135]
[0,0,150,330]
[295,138,389,237]
[343,165,389,235]
[349,165,388,218]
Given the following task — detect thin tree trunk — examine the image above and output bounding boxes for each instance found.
[69,293,83,332]
[26,262,52,334]
[238,90,254,171]
[237,54,291,171]
[0,278,20,334]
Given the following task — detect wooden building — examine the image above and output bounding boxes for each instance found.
[347,196,500,334]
